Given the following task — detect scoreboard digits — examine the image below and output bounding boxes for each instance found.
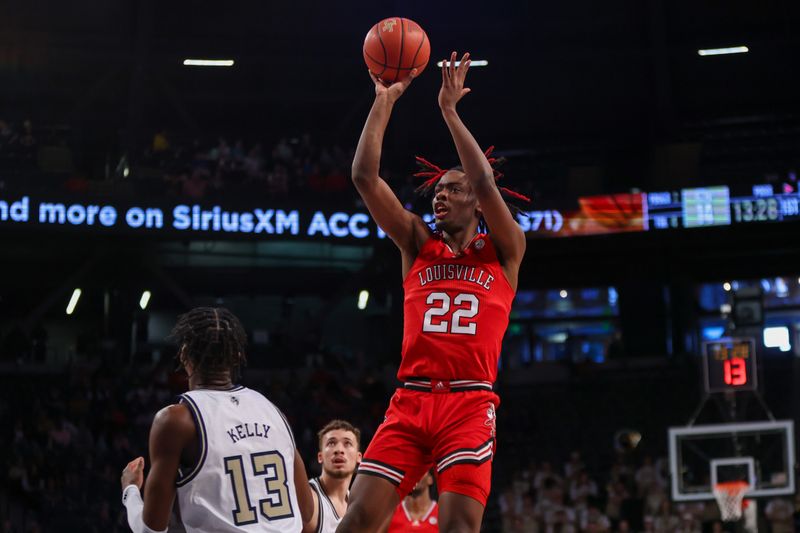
[723,358,747,386]
[647,185,800,232]
[703,338,757,392]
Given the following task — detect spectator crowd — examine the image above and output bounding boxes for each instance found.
[496,452,798,533]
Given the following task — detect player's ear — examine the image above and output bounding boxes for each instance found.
[178,345,192,372]
[317,451,323,464]
[357,451,363,462]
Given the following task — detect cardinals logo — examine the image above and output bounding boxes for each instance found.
[484,403,496,437]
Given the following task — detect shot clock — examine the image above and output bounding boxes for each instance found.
[702,337,757,393]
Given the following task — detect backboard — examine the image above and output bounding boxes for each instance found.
[668,420,795,501]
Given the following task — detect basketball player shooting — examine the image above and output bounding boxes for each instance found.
[337,52,526,532]
[119,307,315,533]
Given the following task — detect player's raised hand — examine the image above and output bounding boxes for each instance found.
[369,69,417,104]
[121,456,145,490]
[438,51,472,112]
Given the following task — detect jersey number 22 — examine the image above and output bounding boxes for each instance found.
[422,292,479,335]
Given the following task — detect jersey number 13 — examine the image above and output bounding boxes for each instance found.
[224,451,293,526]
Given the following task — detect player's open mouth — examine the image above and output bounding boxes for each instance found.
[434,202,449,218]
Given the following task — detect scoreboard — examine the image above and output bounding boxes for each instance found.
[646,184,800,232]
[702,337,758,393]
[517,183,800,238]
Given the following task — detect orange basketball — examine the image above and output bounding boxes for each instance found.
[363,17,430,84]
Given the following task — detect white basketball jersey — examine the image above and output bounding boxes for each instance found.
[176,386,301,533]
[309,477,345,533]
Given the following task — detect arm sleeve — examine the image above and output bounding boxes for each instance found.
[122,485,168,533]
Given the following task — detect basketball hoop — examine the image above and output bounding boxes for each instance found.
[713,481,750,521]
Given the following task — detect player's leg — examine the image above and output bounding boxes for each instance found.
[337,389,431,532]
[436,461,493,533]
[438,491,486,533]
[432,391,499,532]
[336,474,398,532]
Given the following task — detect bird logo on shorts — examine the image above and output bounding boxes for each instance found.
[484,404,496,437]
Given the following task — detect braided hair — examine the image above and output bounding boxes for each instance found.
[169,307,248,379]
[414,146,531,221]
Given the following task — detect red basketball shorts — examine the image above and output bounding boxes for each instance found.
[358,382,499,506]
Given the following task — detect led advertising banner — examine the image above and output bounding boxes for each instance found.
[0,182,797,241]
[517,193,646,238]
[0,195,383,240]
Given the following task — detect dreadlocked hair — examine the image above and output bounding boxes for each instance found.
[169,307,248,379]
[413,146,531,221]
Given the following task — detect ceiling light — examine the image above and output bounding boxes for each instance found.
[66,289,82,315]
[358,290,369,310]
[436,60,488,67]
[697,46,748,57]
[139,291,152,310]
[183,59,235,67]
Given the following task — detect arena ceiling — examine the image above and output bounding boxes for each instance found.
[0,0,797,146]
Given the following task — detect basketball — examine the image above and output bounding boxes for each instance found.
[363,17,430,84]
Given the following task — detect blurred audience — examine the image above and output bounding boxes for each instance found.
[493,449,754,533]
[143,131,355,203]
[0,349,391,532]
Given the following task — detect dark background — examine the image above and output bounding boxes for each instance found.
[1,1,799,531]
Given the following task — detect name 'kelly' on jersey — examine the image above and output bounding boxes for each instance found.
[176,386,302,533]
[400,233,515,383]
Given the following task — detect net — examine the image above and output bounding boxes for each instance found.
[713,481,750,521]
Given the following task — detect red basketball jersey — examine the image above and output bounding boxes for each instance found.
[388,500,439,532]
[399,233,515,383]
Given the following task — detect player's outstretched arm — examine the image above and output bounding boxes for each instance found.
[438,51,526,282]
[121,404,195,532]
[352,70,428,253]
[293,449,316,524]
[300,489,321,533]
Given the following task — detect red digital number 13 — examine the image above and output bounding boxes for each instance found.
[723,358,747,386]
